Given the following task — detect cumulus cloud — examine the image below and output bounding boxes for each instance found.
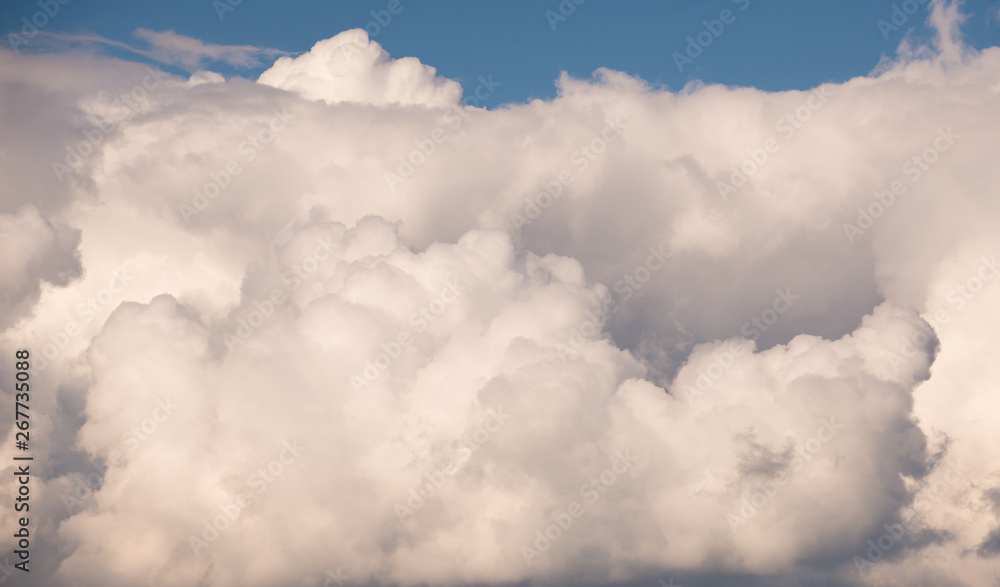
[1,1,999,586]
[258,29,463,107]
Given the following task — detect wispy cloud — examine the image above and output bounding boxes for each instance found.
[30,28,291,70]
[133,28,290,69]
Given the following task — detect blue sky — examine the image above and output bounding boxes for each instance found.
[3,0,1000,105]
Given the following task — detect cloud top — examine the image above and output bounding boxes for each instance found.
[258,29,463,107]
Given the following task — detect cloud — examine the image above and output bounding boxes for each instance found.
[29,29,289,70]
[975,488,1000,558]
[133,28,289,70]
[1,1,999,585]
[0,205,81,330]
[258,29,463,107]
[45,221,937,586]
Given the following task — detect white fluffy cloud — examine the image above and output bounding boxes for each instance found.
[1,2,999,586]
[258,29,463,108]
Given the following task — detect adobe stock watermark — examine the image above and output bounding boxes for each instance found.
[886,317,938,375]
[6,0,71,53]
[384,75,501,191]
[510,115,628,232]
[31,262,137,375]
[520,449,639,565]
[188,439,306,555]
[727,416,844,532]
[852,457,969,574]
[319,567,349,586]
[351,275,472,394]
[61,397,179,514]
[212,0,245,21]
[394,408,511,522]
[224,236,339,351]
[0,556,16,584]
[716,87,832,201]
[739,287,799,341]
[52,67,170,182]
[887,254,998,373]
[544,0,587,31]
[557,245,671,361]
[179,106,295,222]
[672,0,751,73]
[944,254,999,311]
[876,0,931,41]
[844,127,959,244]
